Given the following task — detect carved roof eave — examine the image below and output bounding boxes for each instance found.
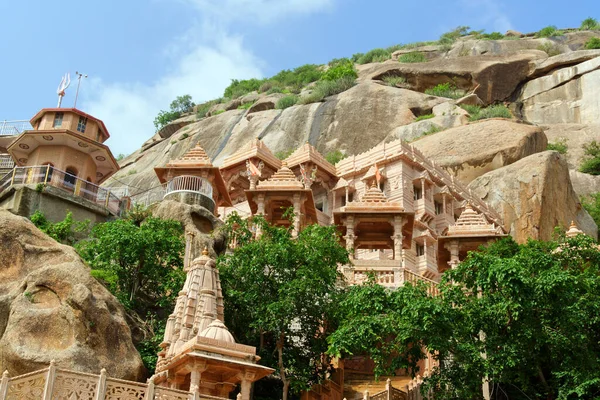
[331,177,354,192]
[221,140,282,172]
[284,143,337,177]
[245,188,318,223]
[333,203,407,215]
[362,165,387,181]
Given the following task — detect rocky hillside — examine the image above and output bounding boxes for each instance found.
[106,27,600,240]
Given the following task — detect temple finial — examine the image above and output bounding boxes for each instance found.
[202,247,209,256]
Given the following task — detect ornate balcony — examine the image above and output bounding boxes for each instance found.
[163,175,215,212]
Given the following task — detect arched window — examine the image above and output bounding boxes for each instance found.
[64,167,78,189]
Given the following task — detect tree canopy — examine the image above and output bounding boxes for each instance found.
[328,236,600,399]
[218,212,349,400]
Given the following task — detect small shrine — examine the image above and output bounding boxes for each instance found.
[154,144,232,214]
[245,161,317,237]
[438,203,506,271]
[154,245,273,397]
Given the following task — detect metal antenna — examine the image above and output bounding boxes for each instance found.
[73,71,88,109]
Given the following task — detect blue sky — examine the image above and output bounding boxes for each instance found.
[0,0,595,155]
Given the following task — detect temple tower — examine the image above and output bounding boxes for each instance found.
[154,246,273,397]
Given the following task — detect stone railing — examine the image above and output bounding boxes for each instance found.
[0,362,214,400]
[363,377,429,400]
[343,260,439,295]
[0,165,122,215]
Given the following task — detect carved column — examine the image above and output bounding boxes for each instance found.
[255,194,266,237]
[292,193,302,238]
[391,215,404,261]
[344,216,356,259]
[445,239,460,269]
[238,371,256,400]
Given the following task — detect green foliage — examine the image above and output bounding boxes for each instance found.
[381,75,406,87]
[224,78,263,99]
[356,48,391,64]
[212,109,225,116]
[169,94,194,114]
[582,193,600,233]
[351,52,364,63]
[35,183,45,193]
[76,216,185,313]
[422,124,441,136]
[478,31,504,40]
[580,17,600,30]
[259,81,274,93]
[438,26,470,51]
[415,114,434,122]
[116,153,125,161]
[23,291,34,302]
[398,51,426,63]
[547,138,568,154]
[329,236,600,399]
[30,210,89,245]
[585,37,600,49]
[468,104,512,121]
[321,60,358,81]
[460,104,481,116]
[424,82,465,99]
[275,95,299,110]
[538,42,562,56]
[153,95,195,130]
[237,101,255,110]
[327,57,352,67]
[324,150,346,165]
[274,149,294,160]
[536,25,563,38]
[127,169,137,175]
[400,41,438,50]
[580,140,600,175]
[218,213,349,399]
[266,87,284,94]
[179,133,189,141]
[195,99,219,119]
[298,76,356,104]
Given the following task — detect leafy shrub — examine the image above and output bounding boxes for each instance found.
[153,110,180,131]
[328,57,352,67]
[213,109,225,116]
[398,52,426,63]
[438,26,470,51]
[424,82,465,99]
[116,153,125,161]
[321,60,358,81]
[469,104,512,121]
[538,43,562,56]
[195,99,219,119]
[351,52,364,63]
[382,75,406,87]
[276,95,299,110]
[580,17,600,30]
[30,211,89,245]
[224,78,264,99]
[237,102,254,110]
[179,133,189,141]
[169,95,194,114]
[298,76,356,104]
[580,141,600,175]
[356,48,391,64]
[266,87,284,94]
[127,169,137,175]
[422,125,442,136]
[479,31,504,40]
[536,25,563,38]
[547,138,568,154]
[585,37,600,49]
[582,192,600,230]
[325,150,347,165]
[415,114,434,122]
[270,64,323,89]
[460,104,481,116]
[259,81,274,93]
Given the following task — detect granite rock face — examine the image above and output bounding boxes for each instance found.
[0,210,145,379]
[413,120,547,184]
[468,151,597,242]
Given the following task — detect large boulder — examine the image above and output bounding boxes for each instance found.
[468,151,597,242]
[543,123,600,197]
[412,119,547,184]
[0,211,145,379]
[359,51,545,104]
[518,55,600,124]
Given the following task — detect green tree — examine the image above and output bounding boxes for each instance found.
[329,236,600,399]
[30,210,89,245]
[218,213,349,400]
[580,140,600,175]
[170,94,194,114]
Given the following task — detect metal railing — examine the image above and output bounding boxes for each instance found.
[0,120,32,136]
[165,175,213,198]
[0,165,121,215]
[0,155,14,169]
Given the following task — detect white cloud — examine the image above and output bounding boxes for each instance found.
[81,32,263,156]
[80,0,334,156]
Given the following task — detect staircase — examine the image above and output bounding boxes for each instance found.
[344,377,411,400]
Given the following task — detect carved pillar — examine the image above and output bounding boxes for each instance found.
[255,194,266,237]
[238,371,256,400]
[445,239,460,269]
[189,370,201,394]
[344,216,356,259]
[391,215,404,261]
[248,175,259,190]
[292,193,302,238]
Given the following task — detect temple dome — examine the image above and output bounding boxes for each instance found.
[199,319,236,343]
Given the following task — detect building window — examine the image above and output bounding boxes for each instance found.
[414,186,422,200]
[435,201,443,215]
[77,116,88,133]
[53,113,64,128]
[416,243,425,257]
[64,167,78,189]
